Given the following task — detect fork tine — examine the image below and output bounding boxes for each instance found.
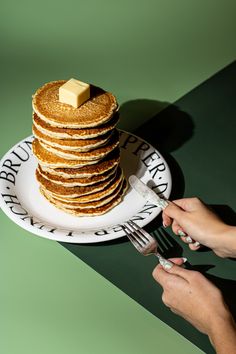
[124,224,144,246]
[127,221,150,242]
[121,225,142,251]
[125,222,148,245]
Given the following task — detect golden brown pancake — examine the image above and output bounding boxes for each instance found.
[33,112,119,139]
[39,129,119,161]
[32,139,102,168]
[40,179,127,216]
[41,178,126,209]
[32,81,118,128]
[36,166,122,198]
[33,124,112,151]
[41,173,124,203]
[37,164,117,186]
[40,147,120,178]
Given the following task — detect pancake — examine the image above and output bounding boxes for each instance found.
[39,129,119,161]
[32,81,118,128]
[36,166,122,198]
[42,173,124,204]
[41,178,127,209]
[33,112,119,139]
[37,164,117,186]
[40,147,120,178]
[40,179,127,216]
[33,124,112,152]
[32,139,102,168]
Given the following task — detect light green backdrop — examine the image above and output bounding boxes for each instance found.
[1,0,236,353]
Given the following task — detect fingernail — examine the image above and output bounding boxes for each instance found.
[163,262,173,270]
[182,257,188,263]
[185,236,193,243]
[178,230,186,237]
[193,241,200,247]
[159,258,173,270]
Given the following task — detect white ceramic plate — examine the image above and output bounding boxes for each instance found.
[0,131,172,243]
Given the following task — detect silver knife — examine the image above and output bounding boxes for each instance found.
[129,175,169,210]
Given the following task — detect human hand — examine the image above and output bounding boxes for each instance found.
[152,260,234,339]
[162,197,236,257]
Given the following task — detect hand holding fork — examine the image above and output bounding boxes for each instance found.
[122,221,175,270]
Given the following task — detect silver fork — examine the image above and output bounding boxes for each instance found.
[122,220,173,269]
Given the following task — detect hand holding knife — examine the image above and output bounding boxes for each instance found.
[129,175,196,244]
[128,175,169,210]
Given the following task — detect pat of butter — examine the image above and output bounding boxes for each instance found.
[59,78,90,108]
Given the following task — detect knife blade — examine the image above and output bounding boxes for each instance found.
[128,175,169,210]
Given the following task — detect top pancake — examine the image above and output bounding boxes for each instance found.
[32,81,118,128]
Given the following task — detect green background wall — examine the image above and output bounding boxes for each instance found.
[1,0,236,143]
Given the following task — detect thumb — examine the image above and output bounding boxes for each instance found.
[168,257,187,266]
[152,258,189,287]
[164,260,190,281]
[160,257,186,271]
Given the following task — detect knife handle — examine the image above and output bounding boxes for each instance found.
[158,199,169,210]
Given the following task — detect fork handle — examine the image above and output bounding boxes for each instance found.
[155,252,173,270]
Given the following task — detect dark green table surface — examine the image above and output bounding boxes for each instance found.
[61,61,236,354]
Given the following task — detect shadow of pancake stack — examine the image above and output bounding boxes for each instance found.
[32,80,127,216]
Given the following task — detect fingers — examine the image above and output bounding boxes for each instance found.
[172,222,201,250]
[162,200,202,252]
[165,262,191,280]
[162,213,172,228]
[168,257,187,266]
[152,258,190,287]
[163,202,184,222]
[163,197,203,222]
[176,232,201,251]
[164,216,193,245]
[189,242,201,251]
[172,197,202,212]
[153,264,177,287]
[172,219,184,235]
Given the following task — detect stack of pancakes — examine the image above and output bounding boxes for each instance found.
[32,80,127,216]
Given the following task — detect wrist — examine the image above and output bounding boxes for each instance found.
[218,225,236,258]
[208,312,236,350]
[224,226,236,257]
[215,225,236,258]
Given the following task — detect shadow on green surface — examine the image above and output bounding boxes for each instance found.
[120,99,195,153]
[125,99,195,201]
[211,204,236,227]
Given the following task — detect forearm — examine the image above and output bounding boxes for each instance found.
[209,315,236,354]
